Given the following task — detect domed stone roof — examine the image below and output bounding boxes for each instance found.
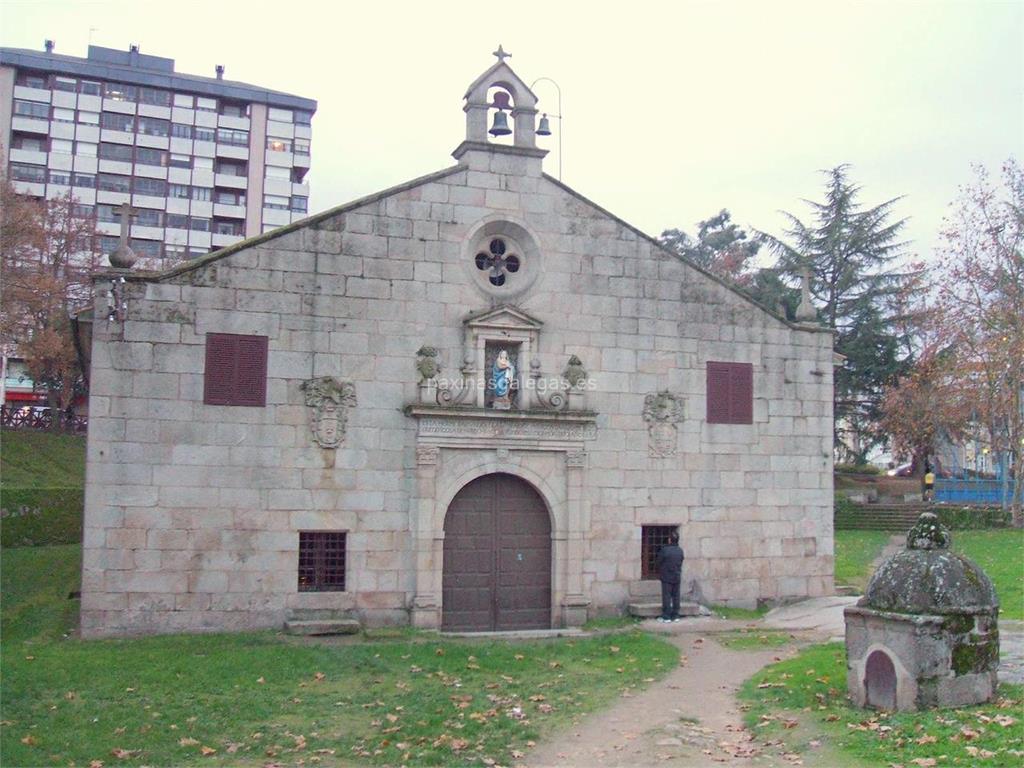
[861,513,998,614]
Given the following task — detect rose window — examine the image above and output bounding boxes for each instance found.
[474,238,521,287]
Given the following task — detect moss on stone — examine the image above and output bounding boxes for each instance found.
[951,639,999,674]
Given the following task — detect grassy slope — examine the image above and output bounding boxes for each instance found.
[956,529,1024,620]
[0,429,86,489]
[1,546,678,767]
[833,530,890,591]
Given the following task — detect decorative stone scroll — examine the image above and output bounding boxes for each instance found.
[416,445,440,465]
[642,391,684,457]
[301,377,357,448]
[565,450,587,468]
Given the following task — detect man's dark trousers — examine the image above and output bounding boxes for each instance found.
[661,578,680,620]
[655,541,685,619]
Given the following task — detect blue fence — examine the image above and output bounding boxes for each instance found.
[934,478,1017,505]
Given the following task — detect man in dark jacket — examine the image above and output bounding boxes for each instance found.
[655,532,684,622]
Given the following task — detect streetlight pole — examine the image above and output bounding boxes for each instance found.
[530,77,562,181]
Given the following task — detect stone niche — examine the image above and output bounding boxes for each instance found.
[844,513,999,711]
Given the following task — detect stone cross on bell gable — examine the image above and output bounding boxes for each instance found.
[492,45,511,62]
[116,202,138,246]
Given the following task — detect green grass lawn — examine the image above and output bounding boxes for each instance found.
[955,529,1024,620]
[834,530,891,591]
[0,429,86,488]
[1,546,679,767]
[740,643,1024,767]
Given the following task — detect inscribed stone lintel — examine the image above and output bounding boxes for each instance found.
[404,405,597,448]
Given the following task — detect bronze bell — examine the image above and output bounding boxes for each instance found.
[489,109,512,136]
[536,113,552,136]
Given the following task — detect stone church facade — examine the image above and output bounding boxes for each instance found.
[80,55,835,637]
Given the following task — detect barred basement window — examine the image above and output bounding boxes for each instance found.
[706,361,754,425]
[641,525,679,580]
[298,531,346,592]
[203,333,268,407]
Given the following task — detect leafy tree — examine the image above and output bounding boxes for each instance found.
[931,160,1023,523]
[0,179,100,423]
[659,209,760,286]
[759,165,916,463]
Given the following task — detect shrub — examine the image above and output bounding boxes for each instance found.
[834,462,881,475]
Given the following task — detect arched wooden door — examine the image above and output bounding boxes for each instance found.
[442,473,551,631]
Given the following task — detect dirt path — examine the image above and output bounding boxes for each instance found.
[525,628,802,767]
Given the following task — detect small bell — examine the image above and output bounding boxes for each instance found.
[536,113,552,136]
[489,109,512,136]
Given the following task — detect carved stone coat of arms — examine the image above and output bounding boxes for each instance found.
[642,391,684,457]
[301,377,357,448]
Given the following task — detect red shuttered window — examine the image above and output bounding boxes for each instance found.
[203,333,268,407]
[706,361,753,424]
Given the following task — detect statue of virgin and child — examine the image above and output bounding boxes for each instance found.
[490,349,516,409]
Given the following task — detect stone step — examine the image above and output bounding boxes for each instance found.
[283,619,361,636]
[628,601,702,618]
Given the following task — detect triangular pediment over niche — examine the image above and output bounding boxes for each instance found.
[464,305,543,332]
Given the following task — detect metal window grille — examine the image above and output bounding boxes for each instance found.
[641,525,679,580]
[298,531,347,592]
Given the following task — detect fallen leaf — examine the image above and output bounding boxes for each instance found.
[179,737,200,747]
[20,735,37,746]
[314,672,325,681]
[256,677,265,684]
[89,762,103,768]
[910,759,936,768]
[514,654,524,660]
[110,748,138,759]
[995,715,1016,727]
[960,727,980,740]
[915,735,937,745]
[200,746,217,756]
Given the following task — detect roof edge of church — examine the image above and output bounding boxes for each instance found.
[540,174,833,336]
[105,165,465,283]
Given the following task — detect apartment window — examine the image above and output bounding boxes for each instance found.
[73,203,94,217]
[53,77,77,93]
[137,117,170,137]
[298,532,346,592]
[11,164,47,183]
[706,362,754,425]
[195,97,217,113]
[191,187,212,202]
[48,170,72,186]
[99,142,134,162]
[104,82,136,102]
[217,128,248,146]
[194,127,216,142]
[220,102,246,118]
[290,196,308,214]
[168,154,191,169]
[49,139,74,155]
[77,142,98,157]
[100,235,120,253]
[100,112,134,132]
[294,110,312,126]
[134,209,163,227]
[214,220,242,236]
[216,190,245,206]
[13,100,49,119]
[52,107,76,123]
[140,87,171,107]
[98,173,131,193]
[97,204,119,223]
[190,217,210,232]
[203,333,268,407]
[136,147,168,167]
[134,178,167,197]
[131,238,162,257]
[72,172,96,189]
[168,183,191,199]
[294,139,310,156]
[165,244,187,259]
[266,138,290,152]
[81,81,101,96]
[263,195,289,210]
[166,213,189,229]
[18,73,47,89]
[641,525,680,580]
[78,111,100,125]
[215,161,246,177]
[14,136,45,152]
[193,156,214,170]
[171,123,193,139]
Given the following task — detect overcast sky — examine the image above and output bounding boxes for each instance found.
[2,0,1021,265]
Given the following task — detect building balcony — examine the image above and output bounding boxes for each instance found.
[13,180,46,197]
[211,232,244,248]
[214,173,248,190]
[213,203,247,219]
[14,85,51,103]
[215,143,248,160]
[9,148,48,165]
[11,117,49,135]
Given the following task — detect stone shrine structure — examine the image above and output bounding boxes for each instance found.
[80,52,835,637]
[844,513,1000,711]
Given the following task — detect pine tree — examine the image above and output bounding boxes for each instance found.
[759,165,915,463]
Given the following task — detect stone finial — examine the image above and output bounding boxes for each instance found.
[563,355,587,388]
[906,512,951,550]
[108,202,138,269]
[795,268,816,321]
[415,346,441,383]
[492,44,511,62]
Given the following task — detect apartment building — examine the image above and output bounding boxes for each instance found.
[0,42,316,261]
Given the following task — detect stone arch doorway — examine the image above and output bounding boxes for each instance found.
[865,649,897,710]
[442,473,551,631]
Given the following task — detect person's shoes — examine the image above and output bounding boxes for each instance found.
[657,617,669,623]
[671,616,681,623]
